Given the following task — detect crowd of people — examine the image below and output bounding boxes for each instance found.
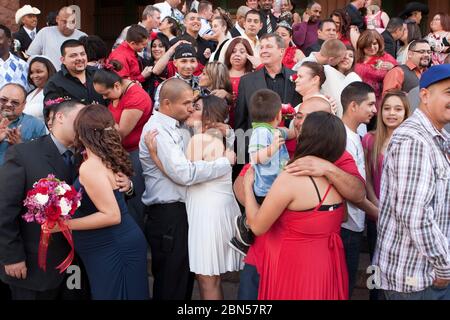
[0,0,449,301]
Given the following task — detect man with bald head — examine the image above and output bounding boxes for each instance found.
[27,6,86,70]
[139,78,234,300]
[0,83,46,165]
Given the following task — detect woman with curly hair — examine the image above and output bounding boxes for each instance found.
[57,104,149,300]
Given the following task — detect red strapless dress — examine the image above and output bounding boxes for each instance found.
[254,185,349,300]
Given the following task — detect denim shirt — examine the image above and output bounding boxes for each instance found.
[0,113,47,165]
[249,123,290,197]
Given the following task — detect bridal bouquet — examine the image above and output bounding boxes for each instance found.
[22,175,82,273]
[281,103,296,120]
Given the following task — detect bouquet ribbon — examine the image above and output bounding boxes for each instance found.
[38,220,74,273]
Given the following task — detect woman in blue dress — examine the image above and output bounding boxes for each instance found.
[54,104,149,300]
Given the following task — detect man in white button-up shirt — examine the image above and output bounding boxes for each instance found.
[154,0,184,25]
[139,78,234,300]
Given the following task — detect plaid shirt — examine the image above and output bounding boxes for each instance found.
[373,109,450,293]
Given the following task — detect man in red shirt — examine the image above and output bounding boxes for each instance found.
[108,24,153,84]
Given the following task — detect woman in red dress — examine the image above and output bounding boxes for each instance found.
[93,60,152,229]
[223,38,254,128]
[354,30,397,109]
[244,112,349,300]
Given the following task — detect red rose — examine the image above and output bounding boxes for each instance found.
[46,203,62,222]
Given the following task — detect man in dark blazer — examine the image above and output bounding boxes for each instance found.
[13,5,41,58]
[345,0,366,31]
[382,18,406,59]
[230,6,250,38]
[235,33,301,165]
[258,0,278,37]
[0,101,86,300]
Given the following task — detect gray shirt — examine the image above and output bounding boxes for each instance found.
[27,26,87,71]
[139,111,232,206]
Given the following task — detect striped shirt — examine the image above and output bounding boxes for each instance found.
[373,109,450,293]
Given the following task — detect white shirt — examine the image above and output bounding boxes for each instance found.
[342,125,366,232]
[154,1,184,23]
[139,111,231,205]
[233,23,245,37]
[199,18,212,37]
[26,26,87,71]
[24,89,45,123]
[23,26,37,40]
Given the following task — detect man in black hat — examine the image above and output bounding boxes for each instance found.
[152,43,200,111]
[399,1,429,26]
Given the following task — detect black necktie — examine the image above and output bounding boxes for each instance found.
[62,150,75,183]
[62,150,74,167]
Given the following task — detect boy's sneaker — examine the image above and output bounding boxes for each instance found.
[228,237,249,256]
[235,215,255,246]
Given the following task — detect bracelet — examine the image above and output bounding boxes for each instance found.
[125,180,134,196]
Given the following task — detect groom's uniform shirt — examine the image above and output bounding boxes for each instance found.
[139,111,231,205]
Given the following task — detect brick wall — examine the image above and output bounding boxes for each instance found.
[0,0,20,32]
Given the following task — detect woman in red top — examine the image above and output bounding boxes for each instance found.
[244,112,349,300]
[354,30,397,109]
[330,9,352,47]
[93,60,153,229]
[223,38,254,128]
[275,22,305,70]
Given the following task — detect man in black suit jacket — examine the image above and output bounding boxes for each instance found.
[381,18,406,59]
[345,0,366,31]
[258,0,278,37]
[230,6,250,38]
[13,5,41,58]
[235,33,301,164]
[0,101,86,300]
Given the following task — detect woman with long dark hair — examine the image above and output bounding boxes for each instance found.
[57,105,149,300]
[24,56,56,122]
[223,38,254,128]
[244,111,349,300]
[362,91,411,286]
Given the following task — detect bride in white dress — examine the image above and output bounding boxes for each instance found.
[184,94,243,299]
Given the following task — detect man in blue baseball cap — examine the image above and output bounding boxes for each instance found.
[373,64,450,300]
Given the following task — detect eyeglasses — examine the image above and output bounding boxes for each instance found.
[411,50,432,55]
[0,97,22,109]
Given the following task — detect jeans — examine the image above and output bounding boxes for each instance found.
[341,228,363,298]
[238,264,260,300]
[384,286,450,300]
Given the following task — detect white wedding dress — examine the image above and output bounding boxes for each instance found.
[186,172,244,276]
